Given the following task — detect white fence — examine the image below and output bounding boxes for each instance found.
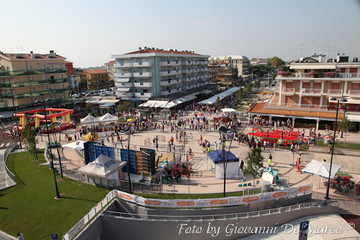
[0,141,17,190]
[62,183,313,240]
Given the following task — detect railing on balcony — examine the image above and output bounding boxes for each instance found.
[114,62,132,68]
[134,82,152,88]
[133,62,151,67]
[115,82,133,88]
[278,72,360,79]
[133,72,152,78]
[0,71,10,77]
[348,89,360,97]
[114,72,133,78]
[300,88,322,95]
[159,61,180,66]
[282,88,295,95]
[117,92,134,98]
[135,92,153,98]
[9,68,67,77]
[328,89,343,96]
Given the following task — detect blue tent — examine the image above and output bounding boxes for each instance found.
[208,150,239,163]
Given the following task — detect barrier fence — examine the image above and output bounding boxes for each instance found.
[63,183,313,240]
[1,141,17,190]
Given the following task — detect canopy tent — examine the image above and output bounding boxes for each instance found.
[78,154,126,187]
[63,140,86,151]
[99,113,118,122]
[221,108,236,113]
[139,94,198,109]
[199,87,240,105]
[80,114,99,124]
[207,150,239,179]
[303,160,341,179]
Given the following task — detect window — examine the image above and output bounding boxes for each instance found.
[29,66,32,70]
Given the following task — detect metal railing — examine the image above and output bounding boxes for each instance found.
[1,141,18,190]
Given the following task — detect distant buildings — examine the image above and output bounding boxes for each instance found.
[249,53,360,130]
[0,50,70,112]
[65,61,80,92]
[250,58,269,66]
[111,47,210,101]
[209,55,249,77]
[209,61,238,85]
[80,69,111,90]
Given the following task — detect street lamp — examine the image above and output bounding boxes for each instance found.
[325,97,347,200]
[35,99,60,199]
[120,125,132,194]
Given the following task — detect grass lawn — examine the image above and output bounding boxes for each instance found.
[0,151,109,240]
[315,139,360,150]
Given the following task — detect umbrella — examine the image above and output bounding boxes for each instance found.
[303,160,341,179]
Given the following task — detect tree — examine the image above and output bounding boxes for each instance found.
[269,56,285,69]
[117,100,133,113]
[237,89,244,103]
[79,77,88,90]
[254,80,260,89]
[338,116,354,143]
[244,148,264,178]
[246,84,252,96]
[21,125,39,168]
[215,97,222,110]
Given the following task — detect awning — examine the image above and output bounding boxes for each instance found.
[183,94,197,101]
[199,87,240,105]
[100,103,115,108]
[347,114,360,122]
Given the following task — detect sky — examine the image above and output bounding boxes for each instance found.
[0,0,359,68]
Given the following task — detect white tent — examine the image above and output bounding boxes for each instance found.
[99,113,118,123]
[80,114,99,124]
[63,140,85,151]
[78,154,126,187]
[208,150,240,179]
[303,160,341,179]
[221,108,236,113]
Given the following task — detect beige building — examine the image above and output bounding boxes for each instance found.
[80,69,110,90]
[249,54,360,130]
[0,50,70,112]
[209,55,249,77]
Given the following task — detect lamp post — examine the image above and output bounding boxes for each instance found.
[35,99,60,199]
[325,97,347,200]
[120,125,132,194]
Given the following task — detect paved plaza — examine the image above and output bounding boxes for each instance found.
[28,111,360,205]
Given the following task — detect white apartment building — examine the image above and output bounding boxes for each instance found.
[209,55,249,77]
[111,48,210,101]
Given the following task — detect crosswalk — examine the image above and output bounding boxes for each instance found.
[0,143,10,149]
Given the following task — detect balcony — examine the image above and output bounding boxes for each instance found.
[160,70,179,77]
[134,82,152,88]
[115,82,133,88]
[182,77,190,82]
[161,88,181,96]
[113,62,133,68]
[135,92,153,98]
[133,62,151,67]
[115,78,130,83]
[300,88,322,96]
[133,72,152,78]
[348,90,360,97]
[10,68,67,76]
[114,72,133,78]
[160,79,180,87]
[328,89,343,97]
[0,71,10,77]
[117,92,134,98]
[159,61,181,67]
[282,88,295,96]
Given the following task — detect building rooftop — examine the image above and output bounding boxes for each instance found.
[106,60,116,65]
[126,48,199,55]
[0,50,65,60]
[249,102,344,120]
[83,69,108,74]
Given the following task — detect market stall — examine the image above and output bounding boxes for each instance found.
[207,150,239,179]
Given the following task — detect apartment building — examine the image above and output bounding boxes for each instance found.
[0,50,70,112]
[111,47,210,101]
[209,61,238,85]
[80,69,110,90]
[249,53,360,130]
[209,55,249,77]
